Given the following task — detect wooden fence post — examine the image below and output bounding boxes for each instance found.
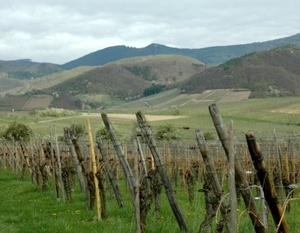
[195,129,230,232]
[54,128,66,202]
[273,129,285,201]
[101,113,141,233]
[101,113,136,201]
[87,118,102,220]
[208,103,266,233]
[227,120,237,233]
[136,135,148,177]
[136,111,188,233]
[246,132,290,233]
[96,135,124,208]
[68,139,87,195]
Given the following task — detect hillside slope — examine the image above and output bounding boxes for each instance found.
[180,45,300,97]
[0,55,205,110]
[63,33,300,68]
[0,59,64,79]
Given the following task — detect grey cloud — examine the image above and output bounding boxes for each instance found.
[0,0,299,64]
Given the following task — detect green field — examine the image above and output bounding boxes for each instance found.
[1,93,300,232]
[1,91,299,141]
[1,166,300,233]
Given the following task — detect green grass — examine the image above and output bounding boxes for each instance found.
[0,169,209,233]
[1,95,300,141]
[1,168,300,232]
[1,94,300,232]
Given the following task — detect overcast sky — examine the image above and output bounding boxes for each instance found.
[0,0,299,64]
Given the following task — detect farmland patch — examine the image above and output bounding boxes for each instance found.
[82,113,187,121]
[21,94,53,110]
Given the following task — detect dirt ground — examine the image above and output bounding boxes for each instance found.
[83,113,187,121]
[21,95,53,110]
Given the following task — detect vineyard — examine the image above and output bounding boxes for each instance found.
[1,104,300,233]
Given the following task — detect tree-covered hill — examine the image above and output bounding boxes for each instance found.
[0,59,64,79]
[62,33,300,68]
[180,45,300,98]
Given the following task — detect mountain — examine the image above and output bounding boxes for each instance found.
[180,45,300,97]
[62,33,300,69]
[0,59,64,79]
[0,55,205,110]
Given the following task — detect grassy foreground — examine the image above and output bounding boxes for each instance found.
[1,168,300,233]
[0,169,207,233]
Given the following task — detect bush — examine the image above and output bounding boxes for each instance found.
[63,124,85,139]
[96,128,110,141]
[203,132,215,141]
[1,122,33,141]
[155,123,181,141]
[35,108,76,117]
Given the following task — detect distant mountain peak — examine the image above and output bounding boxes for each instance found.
[62,33,300,69]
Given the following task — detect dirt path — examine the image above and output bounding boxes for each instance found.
[82,113,187,121]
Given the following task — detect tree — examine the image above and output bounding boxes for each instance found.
[155,123,181,141]
[143,84,166,97]
[2,121,33,141]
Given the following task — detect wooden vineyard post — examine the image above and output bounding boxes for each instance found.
[87,118,102,220]
[54,127,66,202]
[101,113,136,201]
[273,129,285,201]
[208,104,266,233]
[246,133,290,233]
[133,145,141,233]
[195,130,230,232]
[96,135,124,208]
[227,121,237,233]
[101,113,142,233]
[68,138,87,195]
[136,111,188,233]
[136,135,148,177]
[49,141,58,199]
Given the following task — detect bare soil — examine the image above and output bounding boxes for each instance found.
[83,113,187,121]
[21,94,53,110]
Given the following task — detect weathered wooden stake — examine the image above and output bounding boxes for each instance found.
[101,113,136,201]
[136,135,148,177]
[246,132,290,233]
[133,148,141,233]
[209,103,266,233]
[136,111,188,233]
[227,120,237,233]
[195,130,230,232]
[96,136,124,208]
[87,118,102,220]
[273,129,285,200]
[102,113,145,233]
[54,127,66,202]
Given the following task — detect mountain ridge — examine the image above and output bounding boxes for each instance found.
[62,33,300,68]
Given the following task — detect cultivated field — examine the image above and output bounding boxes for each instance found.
[1,95,300,233]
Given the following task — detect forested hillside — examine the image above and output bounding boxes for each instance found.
[180,45,300,97]
[63,33,300,68]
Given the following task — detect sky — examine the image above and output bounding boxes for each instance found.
[0,0,299,64]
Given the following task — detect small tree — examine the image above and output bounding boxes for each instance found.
[155,123,181,141]
[2,121,32,141]
[96,127,110,141]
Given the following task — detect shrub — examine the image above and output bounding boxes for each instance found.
[1,122,33,141]
[155,123,181,141]
[35,108,76,117]
[203,132,215,141]
[96,128,110,141]
[64,124,85,139]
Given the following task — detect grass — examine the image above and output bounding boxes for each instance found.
[1,95,300,141]
[0,169,209,233]
[1,166,300,232]
[1,94,300,231]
